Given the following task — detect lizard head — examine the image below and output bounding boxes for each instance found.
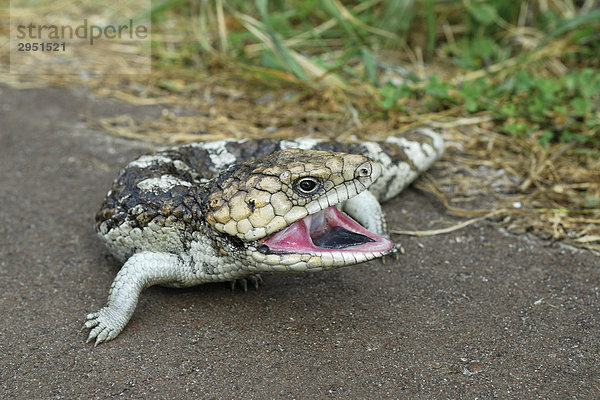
[204,149,394,272]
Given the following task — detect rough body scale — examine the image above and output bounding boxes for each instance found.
[83,129,444,345]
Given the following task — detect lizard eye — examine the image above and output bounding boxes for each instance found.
[293,177,322,196]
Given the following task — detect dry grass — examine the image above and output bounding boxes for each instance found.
[1,0,598,254]
[415,126,600,253]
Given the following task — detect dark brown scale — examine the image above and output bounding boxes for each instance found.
[95,135,424,236]
[95,155,208,233]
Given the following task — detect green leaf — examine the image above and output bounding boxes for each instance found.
[459,79,486,113]
[514,70,533,93]
[536,77,561,103]
[379,83,411,110]
[255,0,268,18]
[361,49,378,86]
[321,0,361,41]
[543,8,600,42]
[424,75,451,99]
[254,0,309,81]
[559,130,575,143]
[499,103,516,118]
[464,0,497,25]
[260,50,284,70]
[571,97,591,117]
[538,130,555,147]
[503,121,528,136]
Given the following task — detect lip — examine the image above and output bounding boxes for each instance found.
[259,205,394,254]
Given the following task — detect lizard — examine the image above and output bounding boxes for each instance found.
[83,128,444,345]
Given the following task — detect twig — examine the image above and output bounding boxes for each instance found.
[390,209,512,237]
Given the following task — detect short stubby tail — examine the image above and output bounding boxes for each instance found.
[263,128,444,203]
[362,128,444,203]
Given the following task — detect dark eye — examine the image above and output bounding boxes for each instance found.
[300,179,316,191]
[294,177,321,196]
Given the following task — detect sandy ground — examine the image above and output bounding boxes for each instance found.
[1,84,599,399]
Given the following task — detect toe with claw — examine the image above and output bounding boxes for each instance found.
[82,307,126,346]
[229,274,263,292]
[380,243,404,264]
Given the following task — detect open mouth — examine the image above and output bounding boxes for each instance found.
[259,206,394,254]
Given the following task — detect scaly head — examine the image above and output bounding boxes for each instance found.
[204,149,394,272]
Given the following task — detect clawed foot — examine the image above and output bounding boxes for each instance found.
[229,274,263,292]
[380,243,404,264]
[81,307,126,346]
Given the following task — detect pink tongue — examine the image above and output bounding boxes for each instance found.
[266,217,313,249]
[261,206,394,253]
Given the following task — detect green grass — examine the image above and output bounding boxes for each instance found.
[146,0,600,151]
[380,68,600,149]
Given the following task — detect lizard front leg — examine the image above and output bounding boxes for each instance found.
[83,252,198,346]
[340,190,403,259]
[340,190,388,237]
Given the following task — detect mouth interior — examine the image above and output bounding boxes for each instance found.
[260,206,394,254]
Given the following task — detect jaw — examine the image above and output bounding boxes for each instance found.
[258,205,394,264]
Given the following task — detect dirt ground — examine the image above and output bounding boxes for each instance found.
[1,84,599,399]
